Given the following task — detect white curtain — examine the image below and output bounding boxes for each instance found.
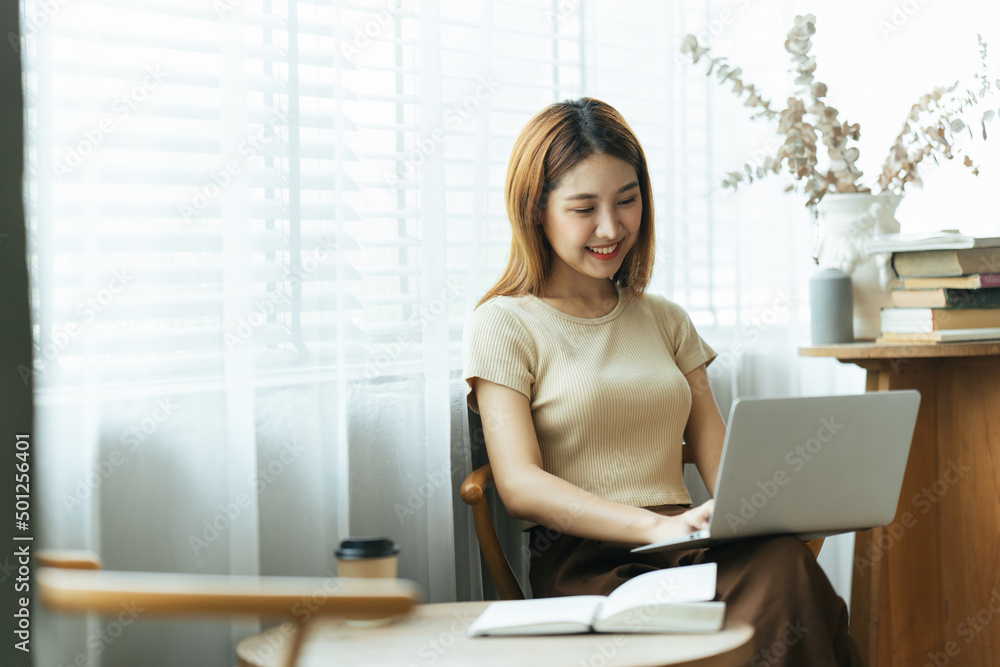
[26,0,485,664]
[23,0,999,664]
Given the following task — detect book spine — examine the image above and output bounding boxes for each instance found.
[959,248,1000,276]
[944,288,1000,308]
[880,307,1000,332]
[892,248,1000,278]
[933,307,1000,330]
[891,251,960,278]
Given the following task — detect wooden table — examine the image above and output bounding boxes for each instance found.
[799,342,1000,667]
[236,602,755,667]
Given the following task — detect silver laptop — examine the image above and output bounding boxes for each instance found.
[632,390,921,554]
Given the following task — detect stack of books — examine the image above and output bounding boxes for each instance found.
[865,232,1000,344]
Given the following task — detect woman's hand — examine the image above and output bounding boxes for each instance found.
[644,499,715,544]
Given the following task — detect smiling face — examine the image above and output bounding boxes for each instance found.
[540,152,642,296]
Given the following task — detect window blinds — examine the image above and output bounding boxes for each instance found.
[23,0,686,392]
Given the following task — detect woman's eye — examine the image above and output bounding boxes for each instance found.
[571,197,634,214]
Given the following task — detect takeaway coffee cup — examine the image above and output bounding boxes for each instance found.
[335,537,400,579]
[336,537,402,625]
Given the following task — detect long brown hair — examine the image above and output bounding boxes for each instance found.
[477,97,655,308]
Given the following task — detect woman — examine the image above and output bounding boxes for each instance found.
[462,97,864,666]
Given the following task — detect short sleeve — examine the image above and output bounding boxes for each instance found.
[463,301,536,414]
[660,299,717,375]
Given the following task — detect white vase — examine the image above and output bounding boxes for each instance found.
[812,192,902,341]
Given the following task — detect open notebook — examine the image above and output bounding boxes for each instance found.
[467,563,724,636]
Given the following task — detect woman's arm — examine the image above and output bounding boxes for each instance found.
[473,377,714,545]
[682,364,727,497]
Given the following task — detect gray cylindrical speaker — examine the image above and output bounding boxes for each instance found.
[810,268,854,344]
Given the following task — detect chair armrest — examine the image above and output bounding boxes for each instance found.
[459,463,525,600]
[460,462,495,504]
[806,538,825,560]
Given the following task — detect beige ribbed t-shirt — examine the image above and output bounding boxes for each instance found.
[463,281,717,522]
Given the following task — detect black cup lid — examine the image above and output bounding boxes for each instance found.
[335,537,400,560]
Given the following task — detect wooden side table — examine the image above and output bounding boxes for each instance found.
[237,601,755,667]
[799,342,1000,667]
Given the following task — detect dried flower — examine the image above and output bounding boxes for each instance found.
[878,34,998,195]
[681,21,999,207]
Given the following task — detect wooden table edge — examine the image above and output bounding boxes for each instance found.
[798,340,1000,360]
[236,601,756,667]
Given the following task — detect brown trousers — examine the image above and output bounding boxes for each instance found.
[528,504,865,667]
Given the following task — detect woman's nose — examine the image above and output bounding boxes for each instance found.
[595,206,620,238]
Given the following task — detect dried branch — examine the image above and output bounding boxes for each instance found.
[681,20,997,208]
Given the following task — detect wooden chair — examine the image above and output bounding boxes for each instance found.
[37,550,421,667]
[460,446,824,600]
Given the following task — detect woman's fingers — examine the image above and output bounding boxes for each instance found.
[686,499,714,531]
